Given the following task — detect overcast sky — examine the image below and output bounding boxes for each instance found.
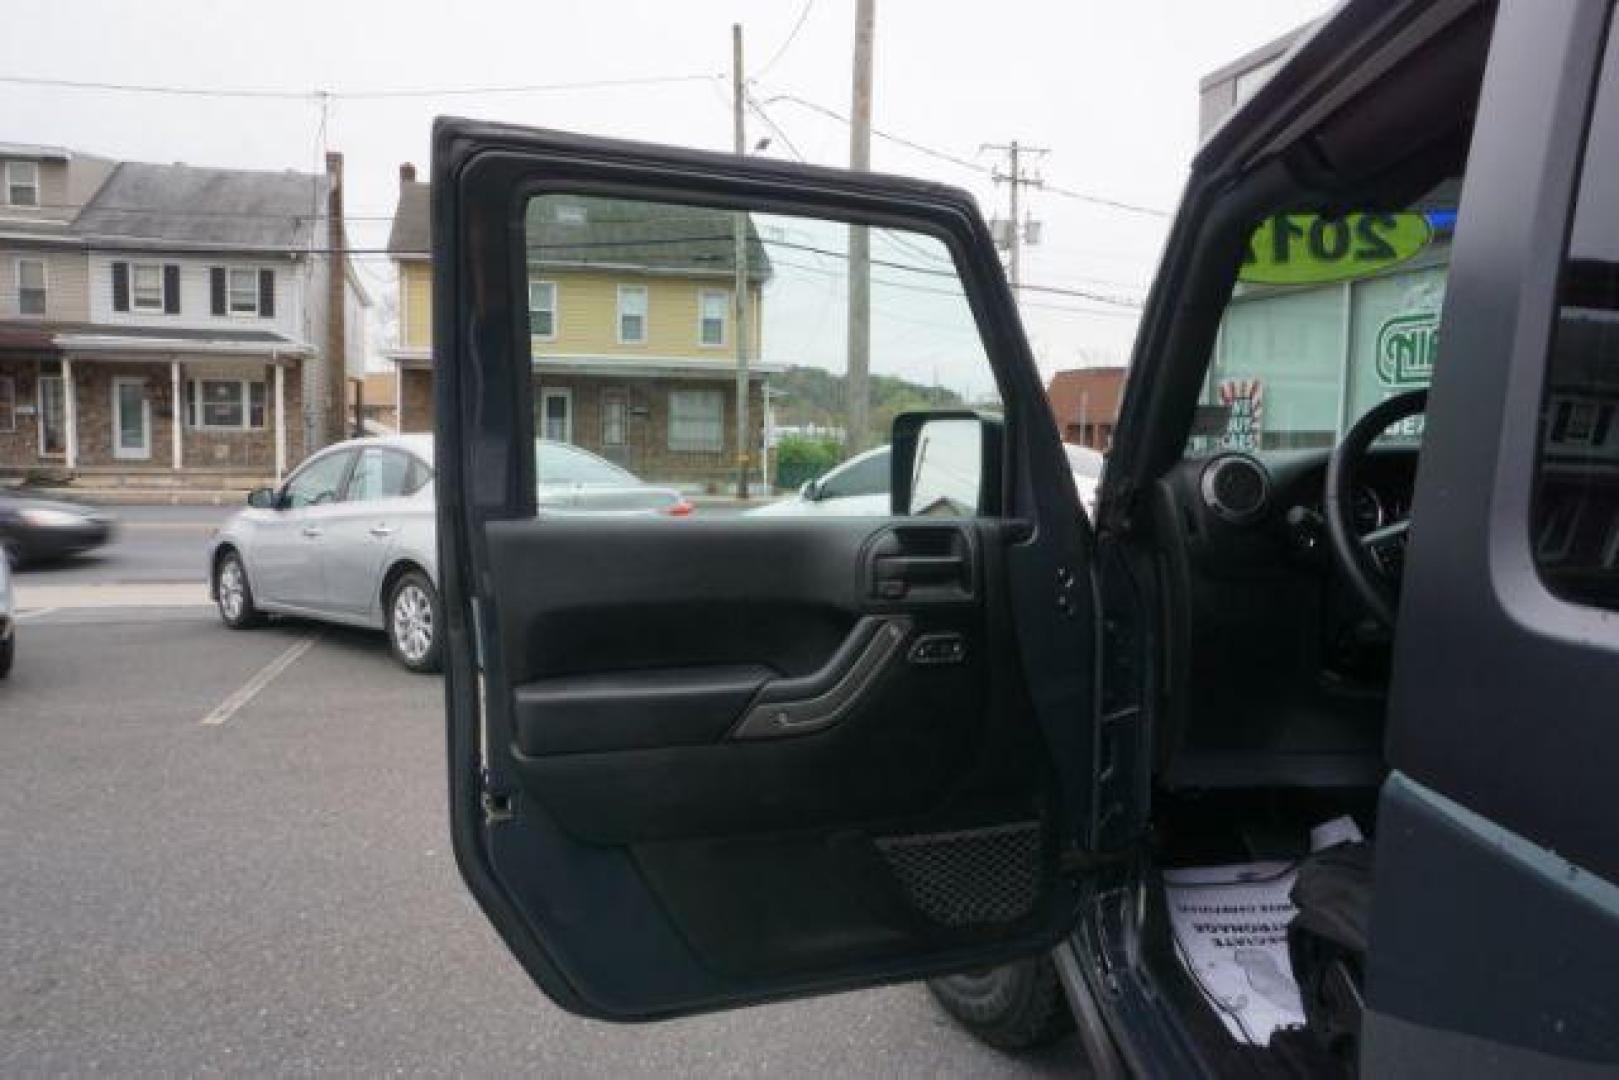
[1,0,1333,376]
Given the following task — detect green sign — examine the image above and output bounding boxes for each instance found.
[1375,311,1441,387]
[1240,212,1432,286]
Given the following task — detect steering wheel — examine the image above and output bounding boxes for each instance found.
[1324,389,1426,628]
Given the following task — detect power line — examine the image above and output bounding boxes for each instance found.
[743,93,807,162]
[753,0,816,81]
[0,72,721,101]
[761,92,1171,218]
[338,73,723,100]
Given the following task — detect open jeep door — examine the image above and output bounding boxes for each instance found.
[432,120,1106,1019]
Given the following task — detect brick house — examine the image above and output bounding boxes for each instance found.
[385,165,778,491]
[1046,366,1126,451]
[0,144,367,488]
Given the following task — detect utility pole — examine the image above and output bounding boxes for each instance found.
[845,0,875,454]
[983,140,1048,292]
[732,22,752,499]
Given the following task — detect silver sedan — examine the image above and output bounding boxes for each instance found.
[208,434,690,671]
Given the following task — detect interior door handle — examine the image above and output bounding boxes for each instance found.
[301,525,323,539]
[369,524,396,538]
[875,555,966,582]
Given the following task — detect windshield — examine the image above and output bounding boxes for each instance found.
[1184,192,1457,456]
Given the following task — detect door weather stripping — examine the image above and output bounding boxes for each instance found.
[730,617,911,739]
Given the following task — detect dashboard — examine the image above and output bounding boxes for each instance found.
[1146,446,1420,791]
[1172,446,1419,573]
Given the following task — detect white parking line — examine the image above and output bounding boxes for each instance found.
[14,607,59,621]
[199,633,320,727]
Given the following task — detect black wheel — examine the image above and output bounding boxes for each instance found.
[928,957,1075,1051]
[0,635,13,678]
[214,550,265,629]
[386,570,442,674]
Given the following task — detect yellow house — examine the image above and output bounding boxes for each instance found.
[385,166,775,491]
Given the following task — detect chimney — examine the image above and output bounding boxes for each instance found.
[325,151,350,443]
[400,162,417,186]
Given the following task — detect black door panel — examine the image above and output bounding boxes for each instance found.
[487,518,1025,846]
[437,121,1095,1019]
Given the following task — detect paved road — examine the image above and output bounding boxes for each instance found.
[14,505,231,587]
[0,607,1086,1077]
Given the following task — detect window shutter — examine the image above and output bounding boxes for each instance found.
[258,269,275,318]
[209,268,226,316]
[184,380,196,427]
[111,262,129,312]
[163,264,181,314]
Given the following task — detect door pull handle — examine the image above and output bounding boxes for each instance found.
[369,524,396,538]
[301,525,323,538]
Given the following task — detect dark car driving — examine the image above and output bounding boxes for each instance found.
[0,492,115,566]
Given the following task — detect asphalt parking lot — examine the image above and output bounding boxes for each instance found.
[1,514,1086,1077]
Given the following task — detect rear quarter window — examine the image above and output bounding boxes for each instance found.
[1530,39,1619,611]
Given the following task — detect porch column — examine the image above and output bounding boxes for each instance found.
[170,360,183,471]
[62,357,77,471]
[274,363,287,481]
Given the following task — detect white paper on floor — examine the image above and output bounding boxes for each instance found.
[1164,861,1305,1046]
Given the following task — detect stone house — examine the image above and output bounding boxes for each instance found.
[384,165,778,491]
[0,143,367,488]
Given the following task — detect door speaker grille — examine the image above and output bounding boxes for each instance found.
[876,822,1042,927]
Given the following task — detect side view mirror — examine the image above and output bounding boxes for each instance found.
[890,411,1002,516]
[799,479,822,501]
[247,486,278,510]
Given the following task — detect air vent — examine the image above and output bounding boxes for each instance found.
[1200,454,1270,523]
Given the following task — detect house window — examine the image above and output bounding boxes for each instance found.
[189,379,267,430]
[699,289,728,347]
[668,389,724,452]
[228,268,259,315]
[0,376,14,432]
[529,280,557,339]
[601,391,627,446]
[5,161,38,207]
[132,263,165,311]
[17,259,46,316]
[618,285,648,344]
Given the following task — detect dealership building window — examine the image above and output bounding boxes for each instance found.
[188,379,267,430]
[668,389,723,452]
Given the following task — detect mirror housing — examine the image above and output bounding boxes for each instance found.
[890,411,1003,517]
[799,479,822,501]
[247,486,278,510]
